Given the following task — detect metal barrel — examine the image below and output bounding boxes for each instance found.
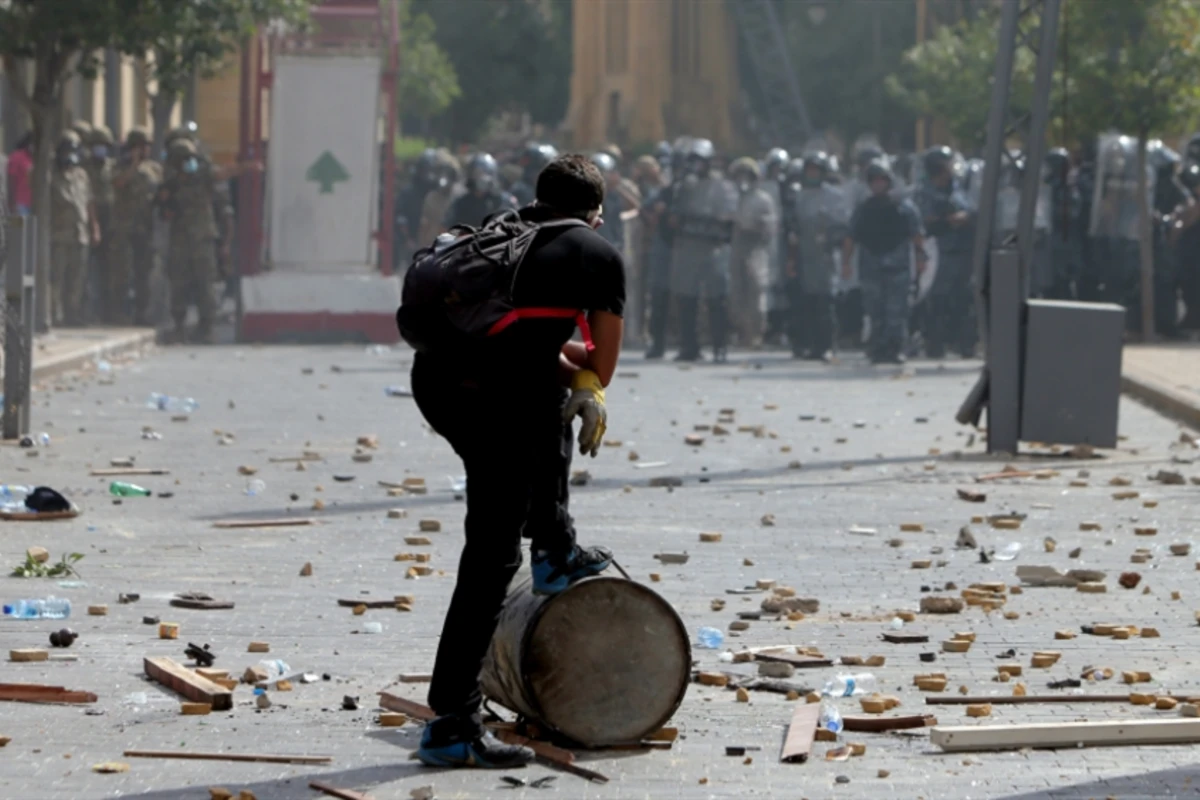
[480,575,690,747]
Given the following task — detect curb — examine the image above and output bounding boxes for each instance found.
[32,329,157,382]
[1121,369,1200,431]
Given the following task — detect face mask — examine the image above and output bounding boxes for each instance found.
[58,150,80,167]
[182,157,199,174]
[93,145,108,159]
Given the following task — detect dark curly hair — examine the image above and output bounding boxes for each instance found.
[535,154,605,218]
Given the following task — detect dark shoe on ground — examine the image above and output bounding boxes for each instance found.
[532,544,613,595]
[644,344,665,360]
[416,721,534,769]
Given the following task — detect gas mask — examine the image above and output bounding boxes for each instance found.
[56,148,80,168]
[469,169,496,193]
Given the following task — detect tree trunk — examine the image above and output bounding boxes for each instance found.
[150,89,176,157]
[1136,134,1154,342]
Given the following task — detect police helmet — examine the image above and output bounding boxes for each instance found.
[764,147,789,175]
[687,138,715,162]
[1180,162,1200,191]
[89,125,114,147]
[125,127,151,148]
[864,159,895,186]
[654,140,672,162]
[590,152,617,174]
[1148,140,1181,175]
[70,119,92,139]
[1044,147,1070,183]
[922,145,955,177]
[59,130,82,149]
[1187,132,1200,162]
[855,145,885,170]
[165,125,195,146]
[168,138,197,160]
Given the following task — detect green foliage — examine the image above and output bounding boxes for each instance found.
[411,0,571,144]
[1063,0,1200,140]
[122,0,312,103]
[11,552,84,579]
[394,136,434,161]
[398,0,460,122]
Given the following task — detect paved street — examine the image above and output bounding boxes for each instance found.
[1,344,1199,800]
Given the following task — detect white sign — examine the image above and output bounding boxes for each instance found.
[267,54,381,271]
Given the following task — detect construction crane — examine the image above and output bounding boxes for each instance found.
[728,0,814,150]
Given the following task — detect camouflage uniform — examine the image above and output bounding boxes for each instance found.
[86,126,117,321]
[50,132,92,326]
[159,139,226,340]
[112,128,162,325]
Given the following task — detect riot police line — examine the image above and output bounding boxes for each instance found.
[392,132,1200,362]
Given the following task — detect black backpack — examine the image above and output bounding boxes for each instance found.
[396,210,593,356]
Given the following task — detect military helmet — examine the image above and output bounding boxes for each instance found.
[922,145,955,176]
[125,127,151,148]
[168,137,197,160]
[165,125,197,146]
[1180,162,1200,191]
[435,149,462,179]
[59,130,82,149]
[864,159,895,186]
[70,119,92,138]
[590,152,617,174]
[600,143,622,163]
[729,157,761,181]
[89,125,114,146]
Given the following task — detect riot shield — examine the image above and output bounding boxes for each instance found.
[915,235,939,305]
[794,184,849,295]
[1089,133,1154,241]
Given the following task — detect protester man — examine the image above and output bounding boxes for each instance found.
[407,154,624,769]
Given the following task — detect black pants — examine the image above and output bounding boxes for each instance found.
[787,282,834,357]
[412,356,577,729]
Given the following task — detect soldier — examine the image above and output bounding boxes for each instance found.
[85,125,117,322]
[761,147,789,346]
[443,153,517,228]
[417,150,463,245]
[50,131,98,327]
[842,161,927,365]
[111,128,161,325]
[158,138,229,342]
[914,146,976,358]
[787,152,848,361]
[668,138,737,362]
[728,158,777,347]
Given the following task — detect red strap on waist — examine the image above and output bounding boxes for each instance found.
[487,308,595,351]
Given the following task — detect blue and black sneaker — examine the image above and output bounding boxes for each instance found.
[531,545,613,595]
[415,722,534,769]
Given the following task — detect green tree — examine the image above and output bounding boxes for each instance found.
[397,0,459,132]
[1065,0,1200,339]
[119,0,311,152]
[0,0,140,330]
[411,0,571,145]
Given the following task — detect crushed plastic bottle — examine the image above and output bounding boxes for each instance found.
[819,700,844,734]
[245,479,267,497]
[697,626,724,649]
[822,673,877,697]
[110,481,151,497]
[146,393,198,413]
[993,542,1022,561]
[258,659,291,681]
[3,596,71,619]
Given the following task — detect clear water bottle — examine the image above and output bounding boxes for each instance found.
[822,672,877,697]
[819,700,844,734]
[696,626,724,649]
[147,393,198,413]
[3,596,71,619]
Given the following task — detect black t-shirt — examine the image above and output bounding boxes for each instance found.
[419,205,626,394]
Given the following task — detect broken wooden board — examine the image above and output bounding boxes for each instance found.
[211,518,317,529]
[377,693,607,783]
[753,652,833,669]
[842,714,938,733]
[337,598,398,609]
[927,694,1147,706]
[932,718,1200,752]
[89,468,170,476]
[0,509,79,522]
[308,781,374,800]
[144,657,233,711]
[124,749,331,764]
[170,594,234,610]
[881,632,930,644]
[0,683,97,704]
[780,702,821,763]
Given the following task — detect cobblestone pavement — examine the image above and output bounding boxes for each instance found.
[1,346,1199,800]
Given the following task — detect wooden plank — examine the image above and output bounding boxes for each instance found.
[124,749,331,764]
[309,781,374,800]
[0,509,79,521]
[0,683,97,704]
[932,718,1200,752]
[212,518,317,529]
[780,702,821,763]
[754,652,833,669]
[881,632,930,644]
[339,599,399,609]
[144,657,233,711]
[377,693,608,783]
[89,468,169,476]
[842,714,938,733]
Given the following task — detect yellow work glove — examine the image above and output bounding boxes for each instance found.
[563,369,607,458]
